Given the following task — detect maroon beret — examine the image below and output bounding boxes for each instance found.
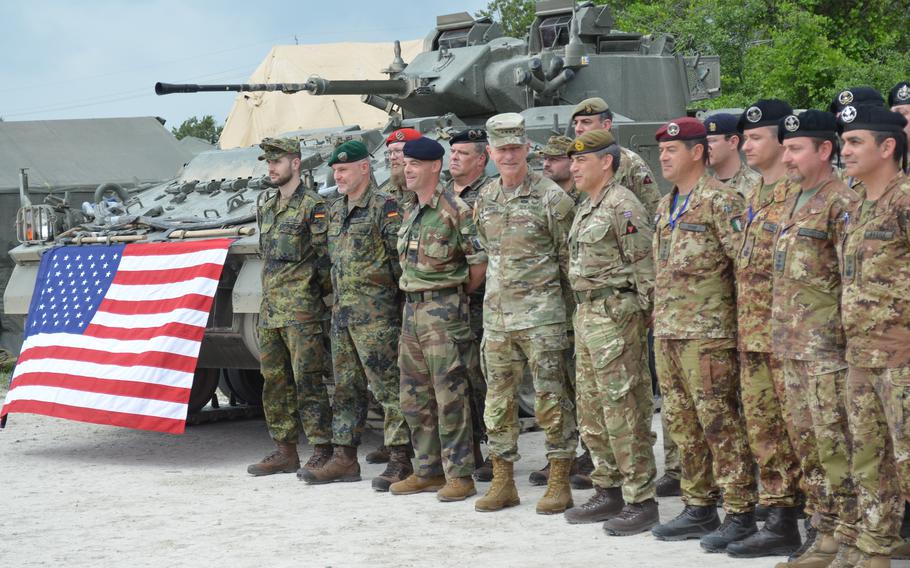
[385,128,422,145]
[655,117,707,142]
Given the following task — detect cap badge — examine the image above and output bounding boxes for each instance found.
[708,122,717,132]
[898,84,910,102]
[840,106,857,124]
[574,140,585,151]
[838,91,854,106]
[667,123,680,137]
[784,115,800,132]
[338,151,348,161]
[468,129,483,140]
[395,131,405,141]
[746,106,763,123]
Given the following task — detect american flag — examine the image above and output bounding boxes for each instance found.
[1,239,232,434]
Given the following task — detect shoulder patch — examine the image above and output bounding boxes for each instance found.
[548,189,576,220]
[382,197,400,218]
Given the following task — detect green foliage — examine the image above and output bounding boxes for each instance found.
[478,0,910,110]
[171,115,223,144]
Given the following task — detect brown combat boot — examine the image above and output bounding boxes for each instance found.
[365,444,390,464]
[893,540,910,560]
[390,473,446,495]
[774,532,839,568]
[569,450,594,490]
[564,486,624,524]
[603,499,660,536]
[297,443,333,477]
[475,457,520,512]
[528,461,551,486]
[298,445,361,485]
[536,458,574,515]
[247,441,300,476]
[371,445,414,492]
[437,477,477,502]
[827,545,865,568]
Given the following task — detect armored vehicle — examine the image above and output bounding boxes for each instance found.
[5,0,719,417]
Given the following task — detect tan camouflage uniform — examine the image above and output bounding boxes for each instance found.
[718,161,762,197]
[569,177,657,502]
[617,146,662,217]
[653,173,757,513]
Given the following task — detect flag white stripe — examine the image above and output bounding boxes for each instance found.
[21,332,200,358]
[90,307,209,329]
[118,248,228,271]
[4,385,187,420]
[104,278,219,302]
[12,358,194,389]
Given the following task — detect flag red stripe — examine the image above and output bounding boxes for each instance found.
[84,321,205,342]
[0,399,185,434]
[9,372,190,403]
[98,294,213,315]
[18,345,199,373]
[122,238,234,257]
[111,263,224,285]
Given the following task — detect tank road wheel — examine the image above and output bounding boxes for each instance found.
[219,369,264,406]
[187,368,220,414]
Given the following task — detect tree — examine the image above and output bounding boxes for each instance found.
[171,115,223,144]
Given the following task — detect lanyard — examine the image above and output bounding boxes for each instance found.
[668,192,691,230]
[747,205,755,223]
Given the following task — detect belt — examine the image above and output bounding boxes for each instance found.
[404,287,461,304]
[572,286,633,303]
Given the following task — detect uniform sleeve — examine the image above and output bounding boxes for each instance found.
[473,189,488,252]
[629,154,663,217]
[616,196,655,312]
[547,189,577,300]
[459,203,487,266]
[308,199,332,295]
[380,197,403,282]
[713,190,746,261]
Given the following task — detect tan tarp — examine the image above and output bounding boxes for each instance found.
[219,40,424,149]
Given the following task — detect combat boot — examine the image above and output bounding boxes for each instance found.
[727,506,802,558]
[699,511,758,553]
[850,551,890,568]
[390,473,446,495]
[893,540,910,560]
[536,458,574,515]
[298,443,333,476]
[473,440,492,482]
[603,499,660,536]
[298,445,361,485]
[437,477,477,502]
[475,457,520,512]
[788,524,819,562]
[564,486,624,524]
[569,450,594,490]
[247,441,299,476]
[371,445,413,492]
[655,473,682,497]
[365,444,390,464]
[528,461,550,486]
[651,504,720,541]
[773,532,838,568]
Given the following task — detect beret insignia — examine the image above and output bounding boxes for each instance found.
[338,151,348,161]
[746,106,763,123]
[840,105,857,123]
[784,115,800,132]
[395,131,405,141]
[838,90,854,105]
[667,123,680,137]
[708,122,717,132]
[574,140,585,151]
[898,84,910,102]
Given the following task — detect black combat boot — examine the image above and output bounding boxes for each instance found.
[755,503,771,522]
[564,486,624,524]
[603,499,660,536]
[651,504,720,541]
[655,473,682,497]
[726,506,802,558]
[569,449,594,490]
[700,511,758,552]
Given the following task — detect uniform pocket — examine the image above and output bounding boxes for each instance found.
[889,367,910,434]
[269,221,304,261]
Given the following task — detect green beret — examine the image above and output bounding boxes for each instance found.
[567,130,616,157]
[328,140,369,166]
[538,135,573,157]
[571,97,609,119]
[258,137,300,161]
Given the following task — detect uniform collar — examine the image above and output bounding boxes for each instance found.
[346,182,376,213]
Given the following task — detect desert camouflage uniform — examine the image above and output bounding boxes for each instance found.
[397,183,484,479]
[618,146,662,217]
[569,178,657,503]
[736,177,802,508]
[327,182,409,448]
[839,173,910,556]
[652,173,757,513]
[258,183,332,445]
[718,161,762,197]
[475,172,577,462]
[772,176,860,543]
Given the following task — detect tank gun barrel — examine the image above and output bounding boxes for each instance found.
[155,78,411,98]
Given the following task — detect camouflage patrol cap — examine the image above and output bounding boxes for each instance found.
[889,81,910,108]
[328,140,369,167]
[567,130,616,157]
[538,135,574,157]
[486,113,526,147]
[571,97,609,119]
[258,137,301,160]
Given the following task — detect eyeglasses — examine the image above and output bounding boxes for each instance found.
[384,149,404,158]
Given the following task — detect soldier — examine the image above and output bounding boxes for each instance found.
[247,137,333,477]
[888,81,910,142]
[769,110,861,567]
[389,136,486,503]
[297,140,413,491]
[540,135,584,203]
[836,105,910,567]
[704,112,761,197]
[473,112,578,515]
[648,118,758,542]
[380,127,422,208]
[711,99,803,557]
[571,97,662,216]
[446,128,494,482]
[562,129,659,535]
[828,87,885,120]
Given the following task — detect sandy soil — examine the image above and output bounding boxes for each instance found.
[1,385,907,568]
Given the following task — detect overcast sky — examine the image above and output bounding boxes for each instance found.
[1,0,489,130]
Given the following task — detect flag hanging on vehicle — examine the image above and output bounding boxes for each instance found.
[0,238,232,434]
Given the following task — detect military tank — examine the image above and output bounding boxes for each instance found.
[5,0,720,417]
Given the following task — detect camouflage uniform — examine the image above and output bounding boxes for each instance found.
[380,178,412,210]
[475,172,577,462]
[718,161,762,197]
[652,173,757,513]
[569,177,657,503]
[772,176,860,542]
[258,183,332,445]
[839,173,910,556]
[327,182,409,448]
[735,177,802,508]
[617,146,662,217]
[397,183,484,479]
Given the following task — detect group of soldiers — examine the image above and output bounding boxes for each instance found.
[248,79,910,567]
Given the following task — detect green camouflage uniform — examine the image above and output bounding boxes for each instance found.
[652,173,757,513]
[717,161,762,197]
[379,178,412,210]
[569,178,657,503]
[839,173,910,556]
[258,183,332,445]
[772,176,860,543]
[617,146,662,217]
[475,172,577,462]
[735,177,802,508]
[327,182,409,448]
[397,183,485,479]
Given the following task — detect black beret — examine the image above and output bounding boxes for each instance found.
[777,110,837,143]
[837,105,908,135]
[403,137,445,160]
[737,99,793,132]
[829,86,884,114]
[889,81,910,108]
[703,113,739,135]
[449,128,487,145]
